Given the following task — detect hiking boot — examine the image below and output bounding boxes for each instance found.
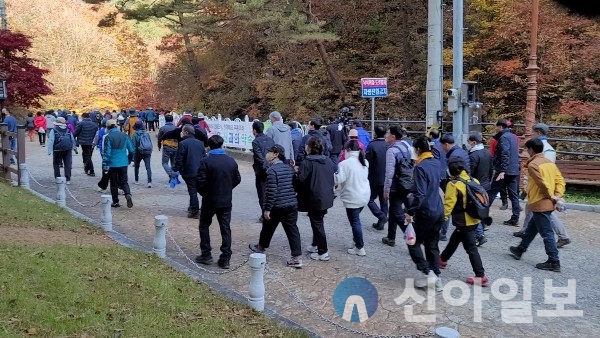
[466,276,489,287]
[125,194,133,208]
[535,260,561,272]
[217,260,230,269]
[286,256,303,268]
[382,237,395,247]
[347,246,366,256]
[111,203,120,208]
[439,257,448,269]
[306,245,318,253]
[477,236,488,247]
[513,231,524,238]
[248,243,265,253]
[499,201,509,210]
[509,246,523,260]
[309,252,330,261]
[557,238,571,248]
[194,255,213,265]
[372,218,386,230]
[503,217,519,226]
[187,212,199,219]
[87,172,95,177]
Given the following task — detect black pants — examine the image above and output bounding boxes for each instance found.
[255,174,267,211]
[52,150,72,181]
[387,191,408,240]
[109,166,131,204]
[146,120,155,131]
[487,173,521,219]
[81,145,95,174]
[308,210,328,255]
[98,169,110,190]
[440,226,485,277]
[259,206,302,257]
[183,176,199,214]
[133,153,152,183]
[367,183,388,222]
[407,214,443,275]
[38,132,46,145]
[199,205,232,262]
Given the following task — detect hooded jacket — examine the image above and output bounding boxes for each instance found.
[265,122,294,161]
[295,129,332,165]
[297,154,336,212]
[34,115,47,131]
[335,151,370,209]
[444,170,481,227]
[469,144,493,190]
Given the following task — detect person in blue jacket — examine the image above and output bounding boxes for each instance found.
[353,121,371,147]
[102,120,135,208]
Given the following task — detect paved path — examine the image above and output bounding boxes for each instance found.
[21,138,600,337]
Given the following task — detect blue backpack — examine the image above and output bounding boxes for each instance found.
[138,132,153,154]
[53,128,73,152]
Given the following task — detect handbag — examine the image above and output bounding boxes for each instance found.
[38,127,45,134]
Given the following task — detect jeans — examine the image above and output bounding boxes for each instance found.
[440,218,450,238]
[440,226,485,277]
[81,145,95,174]
[520,204,569,240]
[407,214,443,275]
[52,150,72,181]
[308,210,328,255]
[474,223,484,239]
[162,147,177,178]
[108,166,131,204]
[259,206,302,257]
[134,153,152,183]
[9,137,16,164]
[255,174,267,212]
[487,173,521,219]
[38,132,46,145]
[387,191,408,240]
[367,183,388,221]
[183,176,199,214]
[346,207,364,249]
[518,211,559,262]
[199,205,232,262]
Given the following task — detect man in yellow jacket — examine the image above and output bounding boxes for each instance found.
[510,138,565,272]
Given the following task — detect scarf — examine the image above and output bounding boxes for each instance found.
[469,143,484,153]
[416,152,434,164]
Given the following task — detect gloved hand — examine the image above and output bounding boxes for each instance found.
[169,171,181,188]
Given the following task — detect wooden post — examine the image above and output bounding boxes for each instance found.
[16,125,25,185]
[0,123,10,182]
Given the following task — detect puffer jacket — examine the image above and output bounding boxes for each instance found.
[34,116,46,131]
[74,118,99,145]
[264,160,297,211]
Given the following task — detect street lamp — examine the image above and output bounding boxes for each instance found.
[524,0,540,143]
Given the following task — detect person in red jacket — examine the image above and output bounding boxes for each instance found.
[33,111,47,146]
[488,120,520,210]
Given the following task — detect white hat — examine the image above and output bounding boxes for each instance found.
[198,113,206,119]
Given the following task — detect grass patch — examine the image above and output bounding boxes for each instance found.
[565,189,600,205]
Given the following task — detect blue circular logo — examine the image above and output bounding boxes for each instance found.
[332,277,378,322]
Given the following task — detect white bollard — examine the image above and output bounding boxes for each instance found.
[19,163,29,189]
[248,252,266,311]
[153,215,168,258]
[55,177,66,207]
[101,195,112,231]
[435,327,460,338]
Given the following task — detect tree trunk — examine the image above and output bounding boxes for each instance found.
[177,12,201,83]
[316,41,347,98]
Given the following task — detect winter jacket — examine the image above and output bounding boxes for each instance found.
[102,128,134,168]
[290,128,303,158]
[365,138,387,187]
[196,149,241,208]
[493,129,520,175]
[431,138,448,181]
[489,133,519,157]
[252,133,275,177]
[297,154,335,212]
[173,135,206,178]
[335,151,370,209]
[25,116,35,130]
[446,145,471,174]
[93,128,107,155]
[157,122,178,150]
[264,160,297,211]
[406,152,443,219]
[339,139,365,162]
[131,130,152,156]
[295,129,332,165]
[74,118,99,146]
[468,144,493,190]
[124,115,139,137]
[160,125,208,147]
[44,114,56,129]
[444,171,481,226]
[356,127,371,148]
[326,122,347,154]
[67,114,79,128]
[384,140,412,193]
[145,109,156,121]
[47,126,75,155]
[265,122,294,161]
[526,153,565,212]
[34,116,46,131]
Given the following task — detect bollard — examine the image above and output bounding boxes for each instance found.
[100,195,112,231]
[248,252,266,311]
[19,163,29,189]
[153,215,168,258]
[55,177,66,207]
[435,327,460,338]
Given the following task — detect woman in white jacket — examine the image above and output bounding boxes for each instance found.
[335,140,371,256]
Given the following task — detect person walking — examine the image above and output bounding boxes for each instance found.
[47,117,75,184]
[335,140,370,256]
[466,132,493,245]
[288,121,303,159]
[326,117,347,163]
[157,114,179,180]
[509,138,565,272]
[74,112,99,177]
[102,120,134,208]
[295,118,332,165]
[93,120,110,193]
[124,108,139,137]
[2,108,18,165]
[439,158,488,286]
[353,121,371,147]
[365,126,388,230]
[25,112,36,142]
[44,110,56,136]
[296,136,336,261]
[249,144,303,268]
[195,135,241,269]
[130,121,153,187]
[173,125,206,218]
[265,111,294,164]
[251,121,275,222]
[145,108,156,132]
[34,112,47,146]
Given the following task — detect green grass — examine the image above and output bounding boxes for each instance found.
[0,184,307,338]
[564,189,600,205]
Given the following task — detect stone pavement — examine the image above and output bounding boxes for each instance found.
[20,138,600,338]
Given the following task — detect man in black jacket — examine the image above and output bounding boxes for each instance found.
[74,112,99,176]
[195,135,241,269]
[295,118,332,165]
[173,125,206,218]
[326,117,347,163]
[366,126,388,230]
[252,121,275,222]
[160,118,208,147]
[467,131,493,246]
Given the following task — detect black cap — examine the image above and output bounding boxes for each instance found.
[496,118,508,127]
[269,144,285,154]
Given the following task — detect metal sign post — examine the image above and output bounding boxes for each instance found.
[361,78,388,137]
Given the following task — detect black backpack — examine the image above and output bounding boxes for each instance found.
[393,141,415,193]
[53,128,73,152]
[454,177,490,220]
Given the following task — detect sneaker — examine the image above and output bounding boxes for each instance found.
[111,203,120,208]
[248,243,265,253]
[435,275,444,292]
[66,181,71,185]
[499,201,509,210]
[87,172,95,177]
[466,276,489,287]
[483,225,490,231]
[217,260,230,269]
[439,257,448,269]
[381,237,395,247]
[286,256,303,268]
[477,236,488,247]
[125,194,133,208]
[513,231,524,238]
[96,187,107,193]
[306,245,318,253]
[194,255,213,265]
[347,246,366,256]
[309,252,330,261]
[134,181,139,185]
[439,235,448,241]
[557,238,571,248]
[503,218,519,226]
[509,246,523,260]
[535,260,561,272]
[147,183,152,188]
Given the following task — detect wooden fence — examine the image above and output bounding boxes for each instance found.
[0,123,26,184]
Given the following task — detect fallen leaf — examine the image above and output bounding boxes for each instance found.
[26,327,38,335]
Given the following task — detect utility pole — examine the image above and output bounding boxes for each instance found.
[452,0,464,145]
[425,0,444,129]
[524,0,540,142]
[0,0,7,30]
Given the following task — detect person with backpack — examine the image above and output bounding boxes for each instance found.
[47,117,75,184]
[74,112,99,177]
[381,126,414,246]
[25,112,36,142]
[34,112,47,146]
[102,119,135,208]
[173,125,207,218]
[439,158,488,287]
[252,121,275,222]
[467,132,494,245]
[130,121,153,188]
